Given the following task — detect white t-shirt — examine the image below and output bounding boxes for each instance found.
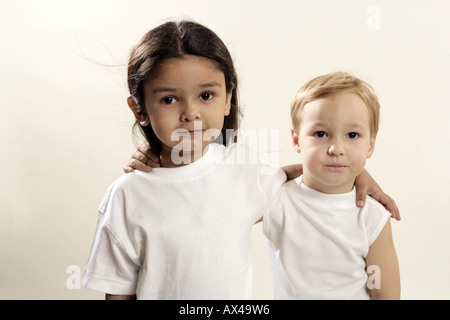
[263,176,390,300]
[82,143,286,299]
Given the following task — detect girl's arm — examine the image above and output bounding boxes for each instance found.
[105,293,137,300]
[355,170,400,220]
[124,148,400,220]
[365,220,401,300]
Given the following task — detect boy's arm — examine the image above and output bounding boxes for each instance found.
[281,163,303,181]
[365,220,401,300]
[123,144,159,173]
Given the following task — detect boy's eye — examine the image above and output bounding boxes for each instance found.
[161,96,177,105]
[200,92,214,101]
[348,132,359,139]
[314,131,328,138]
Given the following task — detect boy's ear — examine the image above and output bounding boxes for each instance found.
[127,96,149,126]
[291,129,301,153]
[366,134,377,158]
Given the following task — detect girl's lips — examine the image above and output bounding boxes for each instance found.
[174,128,205,136]
[188,129,205,137]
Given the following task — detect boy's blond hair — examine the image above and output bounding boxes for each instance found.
[290,71,380,136]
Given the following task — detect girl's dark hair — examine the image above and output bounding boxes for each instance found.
[127,20,240,154]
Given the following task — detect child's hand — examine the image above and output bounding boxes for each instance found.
[123,144,160,173]
[282,163,303,181]
[355,170,401,220]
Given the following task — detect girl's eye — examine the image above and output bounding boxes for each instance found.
[161,96,177,105]
[348,132,359,139]
[314,131,328,138]
[200,92,214,101]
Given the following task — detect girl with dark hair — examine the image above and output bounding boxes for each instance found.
[127,20,240,158]
[83,20,286,300]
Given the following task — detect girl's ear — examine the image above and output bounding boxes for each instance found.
[127,96,149,126]
[224,93,232,116]
[291,129,301,153]
[367,134,377,158]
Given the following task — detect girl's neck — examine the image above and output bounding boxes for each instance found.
[159,146,209,168]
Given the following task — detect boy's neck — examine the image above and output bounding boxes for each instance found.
[301,173,355,195]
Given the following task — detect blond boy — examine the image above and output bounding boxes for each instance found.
[263,72,400,299]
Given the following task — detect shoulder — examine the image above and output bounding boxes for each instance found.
[197,142,249,164]
[224,142,250,153]
[264,180,299,220]
[364,195,391,217]
[109,170,151,193]
[275,179,300,198]
[362,196,392,246]
[223,142,256,162]
[98,171,152,214]
[223,142,273,164]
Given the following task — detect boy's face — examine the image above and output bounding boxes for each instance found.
[292,92,376,194]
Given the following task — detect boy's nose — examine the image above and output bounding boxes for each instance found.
[328,141,344,156]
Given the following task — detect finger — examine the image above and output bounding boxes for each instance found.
[123,166,135,174]
[132,150,149,164]
[145,157,160,169]
[135,149,160,168]
[383,197,401,221]
[355,184,368,208]
[138,144,160,163]
[371,191,401,221]
[129,158,152,173]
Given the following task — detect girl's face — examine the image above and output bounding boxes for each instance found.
[140,55,231,167]
[292,92,376,194]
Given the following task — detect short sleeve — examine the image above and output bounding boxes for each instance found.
[363,197,391,246]
[82,186,140,295]
[229,143,286,220]
[257,156,287,203]
[251,148,286,223]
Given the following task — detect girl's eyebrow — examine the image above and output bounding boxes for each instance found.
[151,87,178,94]
[199,81,222,88]
[152,82,222,94]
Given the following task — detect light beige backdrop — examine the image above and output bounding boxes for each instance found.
[1,0,449,299]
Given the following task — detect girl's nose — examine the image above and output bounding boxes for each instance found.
[181,101,201,121]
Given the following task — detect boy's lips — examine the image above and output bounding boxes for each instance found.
[325,163,346,170]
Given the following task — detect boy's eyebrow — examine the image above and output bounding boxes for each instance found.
[309,120,368,129]
[345,121,369,129]
[349,123,367,129]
